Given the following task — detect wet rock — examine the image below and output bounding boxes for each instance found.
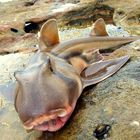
[80,0,140,35]
[0,33,38,54]
[101,0,140,35]
[0,0,139,38]
[0,0,114,35]
[114,7,140,35]
[60,3,114,26]
[0,23,24,38]
[1,0,139,43]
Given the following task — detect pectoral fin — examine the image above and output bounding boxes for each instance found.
[90,18,108,36]
[81,56,130,88]
[39,19,60,51]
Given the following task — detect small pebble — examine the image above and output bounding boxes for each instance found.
[130,121,140,127]
[93,124,111,140]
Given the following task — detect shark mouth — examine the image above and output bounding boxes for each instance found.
[34,115,71,131]
[23,106,73,132]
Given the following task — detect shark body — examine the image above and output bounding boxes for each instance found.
[14,18,140,132]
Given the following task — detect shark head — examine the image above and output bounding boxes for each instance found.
[14,52,82,131]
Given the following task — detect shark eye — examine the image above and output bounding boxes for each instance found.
[47,58,54,73]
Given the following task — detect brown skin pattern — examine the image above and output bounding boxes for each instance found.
[14,18,140,132]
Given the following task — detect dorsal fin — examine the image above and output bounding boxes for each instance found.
[90,18,108,36]
[39,19,60,51]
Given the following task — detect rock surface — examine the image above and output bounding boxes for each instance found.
[0,0,140,140]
